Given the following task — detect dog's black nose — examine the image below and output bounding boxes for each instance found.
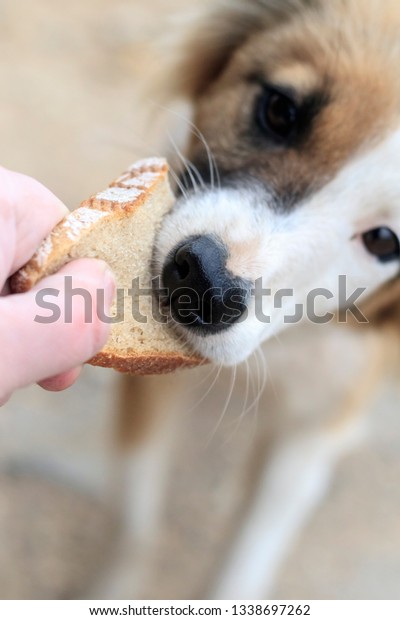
[162,235,248,333]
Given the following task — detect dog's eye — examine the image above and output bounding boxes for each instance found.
[362,227,400,263]
[257,87,299,142]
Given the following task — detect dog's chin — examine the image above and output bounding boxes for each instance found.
[173,320,265,366]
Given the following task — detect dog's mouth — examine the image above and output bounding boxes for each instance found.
[160,234,251,337]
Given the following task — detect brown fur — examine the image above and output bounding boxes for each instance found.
[116,374,176,449]
[188,5,399,189]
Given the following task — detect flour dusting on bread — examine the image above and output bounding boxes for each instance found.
[95,187,144,204]
[63,208,109,241]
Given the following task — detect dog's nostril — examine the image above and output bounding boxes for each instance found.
[163,236,218,294]
[175,257,190,281]
[162,235,249,334]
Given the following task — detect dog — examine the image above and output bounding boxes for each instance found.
[98,0,400,600]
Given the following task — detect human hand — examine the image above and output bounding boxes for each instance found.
[0,167,116,405]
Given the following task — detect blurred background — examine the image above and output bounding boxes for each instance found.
[1,0,400,600]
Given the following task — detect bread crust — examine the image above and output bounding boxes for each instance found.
[90,351,204,375]
[10,158,204,375]
[11,159,170,295]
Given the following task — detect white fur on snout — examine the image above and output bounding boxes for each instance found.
[155,187,276,363]
[154,186,268,275]
[155,129,400,365]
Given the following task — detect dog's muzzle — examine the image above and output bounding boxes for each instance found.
[162,235,249,335]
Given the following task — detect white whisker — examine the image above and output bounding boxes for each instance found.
[221,359,252,447]
[168,165,189,199]
[148,99,221,191]
[206,364,237,448]
[167,131,199,194]
[187,363,224,414]
[248,348,268,445]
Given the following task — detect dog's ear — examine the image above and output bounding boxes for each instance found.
[162,0,318,99]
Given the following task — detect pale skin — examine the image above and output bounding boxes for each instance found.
[0,167,116,405]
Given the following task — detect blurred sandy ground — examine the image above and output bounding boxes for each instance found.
[0,0,400,600]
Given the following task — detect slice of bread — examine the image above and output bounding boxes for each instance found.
[11,158,203,375]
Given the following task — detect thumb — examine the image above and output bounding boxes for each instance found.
[0,258,116,400]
